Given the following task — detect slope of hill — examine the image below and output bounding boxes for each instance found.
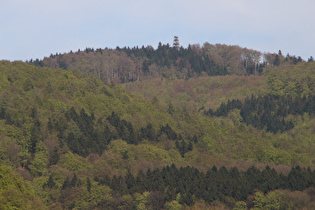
[124,74,268,112]
[0,56,314,208]
[124,61,315,111]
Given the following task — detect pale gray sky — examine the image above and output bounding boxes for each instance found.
[1,0,314,61]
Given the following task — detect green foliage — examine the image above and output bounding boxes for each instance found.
[0,57,315,209]
[59,180,112,209]
[165,200,182,210]
[29,141,48,176]
[58,152,92,173]
[233,201,247,210]
[167,102,175,114]
[253,192,266,208]
[265,191,283,209]
[0,164,44,209]
[252,190,285,209]
[134,191,150,210]
[265,62,315,96]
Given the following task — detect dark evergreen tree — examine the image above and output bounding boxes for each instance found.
[159,124,177,140]
[192,134,198,143]
[62,177,70,190]
[142,59,150,74]
[0,107,6,119]
[141,123,156,141]
[49,147,59,166]
[87,177,91,193]
[273,54,280,66]
[187,141,193,152]
[179,140,187,157]
[70,174,78,187]
[44,175,56,189]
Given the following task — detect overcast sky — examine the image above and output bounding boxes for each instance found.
[1,0,315,61]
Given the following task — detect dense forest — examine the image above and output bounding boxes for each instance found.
[1,42,315,209]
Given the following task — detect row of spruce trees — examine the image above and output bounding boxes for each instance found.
[47,164,315,207]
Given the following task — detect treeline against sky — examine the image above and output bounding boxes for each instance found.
[27,42,308,84]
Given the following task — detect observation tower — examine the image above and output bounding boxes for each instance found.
[173,36,179,50]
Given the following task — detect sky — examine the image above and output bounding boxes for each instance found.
[1,0,315,61]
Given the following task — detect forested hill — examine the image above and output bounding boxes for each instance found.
[28,42,307,84]
[0,52,315,208]
[0,59,315,209]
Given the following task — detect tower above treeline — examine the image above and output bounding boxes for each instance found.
[173,36,179,50]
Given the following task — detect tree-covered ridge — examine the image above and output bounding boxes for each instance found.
[28,42,309,84]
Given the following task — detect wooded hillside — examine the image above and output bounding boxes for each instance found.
[1,44,314,209]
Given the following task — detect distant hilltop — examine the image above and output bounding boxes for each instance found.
[27,41,313,84]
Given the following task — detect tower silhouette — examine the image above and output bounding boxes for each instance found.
[173,36,179,50]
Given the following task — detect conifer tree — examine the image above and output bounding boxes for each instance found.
[87,177,91,193]
[62,177,70,190]
[70,174,78,187]
[49,147,59,165]
[44,175,56,189]
[167,102,175,114]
